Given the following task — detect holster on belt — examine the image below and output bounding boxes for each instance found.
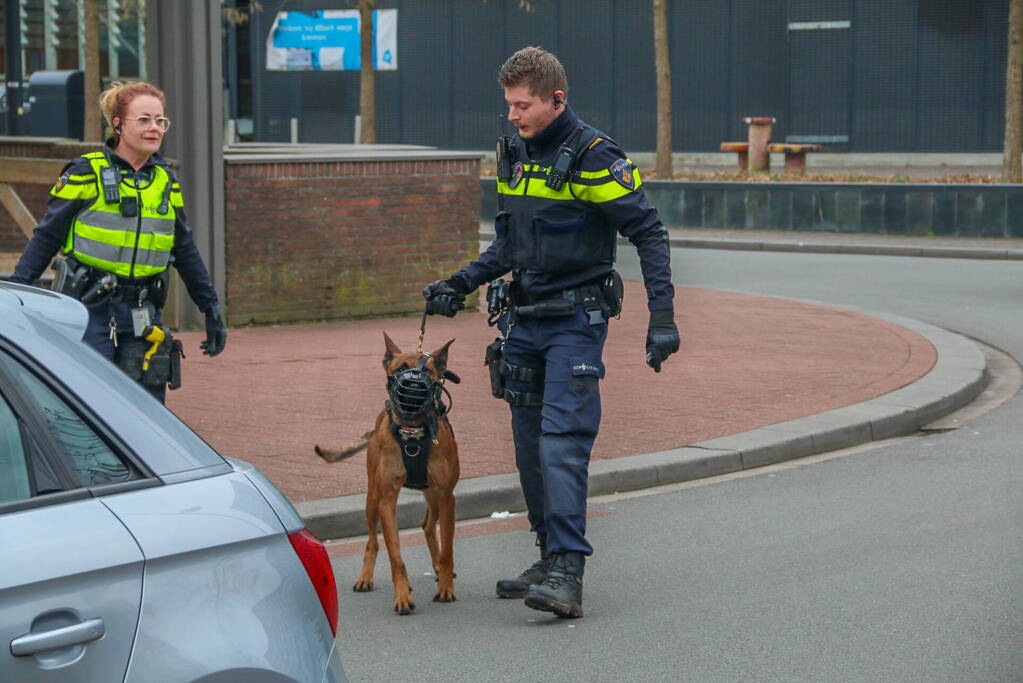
[510,274,622,325]
[168,338,184,390]
[484,337,505,399]
[143,335,172,387]
[600,270,624,318]
[53,256,100,301]
[117,327,182,390]
[118,337,169,387]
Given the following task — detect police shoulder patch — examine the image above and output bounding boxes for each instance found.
[53,173,69,194]
[609,158,635,190]
[508,161,524,189]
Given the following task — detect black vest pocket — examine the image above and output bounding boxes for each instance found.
[533,204,604,273]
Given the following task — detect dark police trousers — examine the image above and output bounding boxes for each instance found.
[500,303,607,556]
[83,301,167,404]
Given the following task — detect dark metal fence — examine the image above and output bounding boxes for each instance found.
[239,0,1010,153]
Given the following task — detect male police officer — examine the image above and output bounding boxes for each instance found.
[423,47,678,618]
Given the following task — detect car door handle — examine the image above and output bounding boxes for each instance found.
[10,618,105,656]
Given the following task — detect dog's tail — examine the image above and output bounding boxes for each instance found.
[314,430,373,463]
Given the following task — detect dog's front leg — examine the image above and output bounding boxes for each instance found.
[354,487,380,592]
[421,503,441,577]
[426,488,457,603]
[378,488,415,615]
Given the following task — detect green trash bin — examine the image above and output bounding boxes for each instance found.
[25,70,84,139]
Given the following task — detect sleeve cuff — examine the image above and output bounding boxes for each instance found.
[448,272,474,295]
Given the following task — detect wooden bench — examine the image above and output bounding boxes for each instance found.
[720,141,749,170]
[768,143,822,173]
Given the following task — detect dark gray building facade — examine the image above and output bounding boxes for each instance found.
[235,0,1010,153]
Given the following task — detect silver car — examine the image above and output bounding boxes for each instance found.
[0,282,345,682]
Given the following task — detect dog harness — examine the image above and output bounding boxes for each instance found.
[387,417,447,490]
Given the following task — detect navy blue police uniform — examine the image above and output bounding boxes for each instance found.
[10,144,220,402]
[431,105,675,557]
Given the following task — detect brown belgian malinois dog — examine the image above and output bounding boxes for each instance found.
[314,333,459,615]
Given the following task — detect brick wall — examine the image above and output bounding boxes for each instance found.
[1,139,484,322]
[224,156,481,324]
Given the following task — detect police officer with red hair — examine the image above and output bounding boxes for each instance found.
[10,80,226,402]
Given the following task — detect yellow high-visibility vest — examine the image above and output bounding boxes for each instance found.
[61,152,183,279]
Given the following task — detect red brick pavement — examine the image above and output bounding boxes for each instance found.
[166,282,935,503]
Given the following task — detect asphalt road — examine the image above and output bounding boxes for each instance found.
[332,248,1022,682]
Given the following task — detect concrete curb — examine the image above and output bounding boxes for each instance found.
[297,306,987,541]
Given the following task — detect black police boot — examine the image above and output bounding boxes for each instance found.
[523,551,585,618]
[496,533,549,599]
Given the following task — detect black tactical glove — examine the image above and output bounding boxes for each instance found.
[645,308,680,372]
[422,279,466,318]
[200,305,227,356]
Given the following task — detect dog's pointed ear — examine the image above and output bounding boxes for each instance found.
[383,332,402,368]
[429,338,455,375]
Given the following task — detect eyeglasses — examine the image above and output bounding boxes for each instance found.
[128,115,172,132]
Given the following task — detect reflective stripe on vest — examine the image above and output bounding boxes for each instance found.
[66,154,177,279]
[496,160,643,203]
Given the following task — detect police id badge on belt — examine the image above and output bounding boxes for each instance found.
[131,304,154,337]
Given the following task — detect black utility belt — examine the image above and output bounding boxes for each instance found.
[117,280,158,299]
[512,283,601,307]
[56,258,168,309]
[487,273,623,325]
[86,274,161,307]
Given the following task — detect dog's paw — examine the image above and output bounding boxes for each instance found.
[433,589,456,603]
[353,579,374,592]
[393,599,416,615]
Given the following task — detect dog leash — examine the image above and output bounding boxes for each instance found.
[417,306,428,354]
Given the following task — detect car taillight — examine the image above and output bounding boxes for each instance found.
[288,528,339,637]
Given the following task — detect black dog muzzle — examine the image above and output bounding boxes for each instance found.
[387,353,441,421]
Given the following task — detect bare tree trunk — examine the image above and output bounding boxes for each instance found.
[83,0,102,141]
[359,0,376,144]
[1004,0,1023,181]
[653,0,672,179]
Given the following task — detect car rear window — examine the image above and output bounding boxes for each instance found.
[0,394,30,503]
[8,361,140,488]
